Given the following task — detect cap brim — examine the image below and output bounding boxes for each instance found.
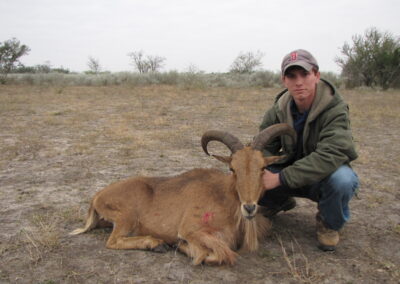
[283,62,313,75]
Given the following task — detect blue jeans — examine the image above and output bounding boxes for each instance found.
[259,165,359,231]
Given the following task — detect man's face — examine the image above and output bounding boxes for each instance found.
[282,67,320,112]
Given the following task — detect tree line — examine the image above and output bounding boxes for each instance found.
[1,27,399,89]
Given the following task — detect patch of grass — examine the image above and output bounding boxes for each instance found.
[394,224,400,235]
[363,247,400,280]
[1,144,20,161]
[20,212,62,263]
[275,233,322,283]
[257,247,279,261]
[365,194,386,209]
[18,206,87,264]
[37,280,57,284]
[2,136,45,162]
[16,188,38,202]
[30,213,61,249]
[70,143,92,156]
[50,109,70,116]
[59,206,85,225]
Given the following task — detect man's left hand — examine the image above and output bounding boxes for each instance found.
[262,169,281,190]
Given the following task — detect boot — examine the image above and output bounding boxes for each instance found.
[316,213,339,251]
[258,197,296,218]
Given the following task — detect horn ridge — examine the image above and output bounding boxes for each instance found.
[201,130,244,155]
[252,123,296,151]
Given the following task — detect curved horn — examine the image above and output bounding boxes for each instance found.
[201,130,244,156]
[252,123,296,151]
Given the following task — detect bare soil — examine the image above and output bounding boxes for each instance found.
[0,85,399,283]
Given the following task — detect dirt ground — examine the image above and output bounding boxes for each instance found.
[0,85,399,283]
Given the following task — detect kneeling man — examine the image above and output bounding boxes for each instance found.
[259,49,359,251]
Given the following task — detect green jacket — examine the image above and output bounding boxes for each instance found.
[259,79,358,189]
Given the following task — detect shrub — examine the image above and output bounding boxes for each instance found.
[336,27,400,89]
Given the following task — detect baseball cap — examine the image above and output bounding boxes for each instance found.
[281,49,319,76]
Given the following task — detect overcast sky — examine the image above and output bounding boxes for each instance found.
[1,0,399,73]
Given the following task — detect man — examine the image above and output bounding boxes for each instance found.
[258,49,359,251]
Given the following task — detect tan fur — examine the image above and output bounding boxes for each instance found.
[70,146,281,265]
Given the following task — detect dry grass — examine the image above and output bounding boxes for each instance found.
[20,213,61,263]
[276,234,321,283]
[0,84,399,283]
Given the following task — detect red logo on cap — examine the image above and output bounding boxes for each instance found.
[290,52,297,61]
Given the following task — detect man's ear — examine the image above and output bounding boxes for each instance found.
[315,71,321,83]
[264,155,286,165]
[281,75,287,88]
[212,155,232,164]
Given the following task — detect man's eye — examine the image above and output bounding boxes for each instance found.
[287,73,295,79]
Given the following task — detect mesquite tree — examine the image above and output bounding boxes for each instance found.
[230,51,264,73]
[127,50,165,73]
[0,38,30,83]
[336,27,400,89]
[87,56,102,74]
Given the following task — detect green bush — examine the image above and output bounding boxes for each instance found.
[336,27,400,89]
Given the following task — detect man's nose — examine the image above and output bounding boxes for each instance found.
[295,77,303,85]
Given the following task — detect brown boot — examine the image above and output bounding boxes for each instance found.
[316,214,339,251]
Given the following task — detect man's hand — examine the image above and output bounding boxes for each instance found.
[262,169,281,190]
